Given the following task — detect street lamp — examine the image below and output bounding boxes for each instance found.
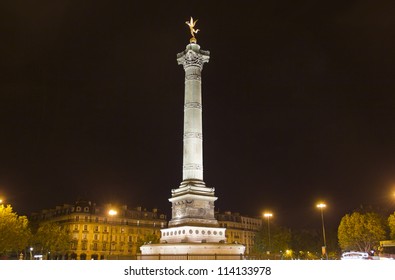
[108,209,117,216]
[263,212,273,255]
[316,203,328,260]
[108,209,118,257]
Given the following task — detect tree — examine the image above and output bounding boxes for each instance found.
[338,212,386,252]
[252,224,291,258]
[271,226,292,254]
[290,228,340,260]
[388,212,395,240]
[32,223,71,259]
[252,227,266,256]
[290,229,321,259]
[0,204,31,258]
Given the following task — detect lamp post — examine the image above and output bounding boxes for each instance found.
[108,209,117,257]
[263,213,273,255]
[316,203,328,260]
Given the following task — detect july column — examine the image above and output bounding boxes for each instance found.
[177,43,210,182]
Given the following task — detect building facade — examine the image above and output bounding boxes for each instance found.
[30,200,167,260]
[216,211,263,255]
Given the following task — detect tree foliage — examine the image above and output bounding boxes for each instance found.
[290,229,321,259]
[32,222,71,259]
[338,212,386,252]
[388,212,395,240]
[0,205,31,257]
[271,226,292,253]
[252,224,291,258]
[290,228,340,259]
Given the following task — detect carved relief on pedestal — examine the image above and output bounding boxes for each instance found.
[197,207,206,216]
[173,201,186,218]
[171,197,215,221]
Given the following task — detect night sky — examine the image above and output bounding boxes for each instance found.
[1,1,395,230]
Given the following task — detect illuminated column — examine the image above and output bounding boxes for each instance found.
[177,43,209,182]
[168,43,218,228]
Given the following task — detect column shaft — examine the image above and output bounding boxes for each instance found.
[177,44,209,183]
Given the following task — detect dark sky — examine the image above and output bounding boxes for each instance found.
[1,0,395,229]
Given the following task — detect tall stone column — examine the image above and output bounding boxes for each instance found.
[177,43,209,182]
[168,43,218,228]
[141,20,245,256]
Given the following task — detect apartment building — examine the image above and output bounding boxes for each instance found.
[215,211,262,255]
[30,199,167,260]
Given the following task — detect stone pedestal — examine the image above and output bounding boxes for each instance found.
[161,226,226,243]
[168,182,219,227]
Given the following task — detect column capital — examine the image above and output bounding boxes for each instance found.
[177,44,210,71]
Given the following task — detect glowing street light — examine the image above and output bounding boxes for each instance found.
[108,209,117,216]
[263,212,273,255]
[316,203,328,260]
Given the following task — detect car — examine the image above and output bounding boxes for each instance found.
[341,251,370,260]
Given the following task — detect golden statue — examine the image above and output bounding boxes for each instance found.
[186,17,199,43]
